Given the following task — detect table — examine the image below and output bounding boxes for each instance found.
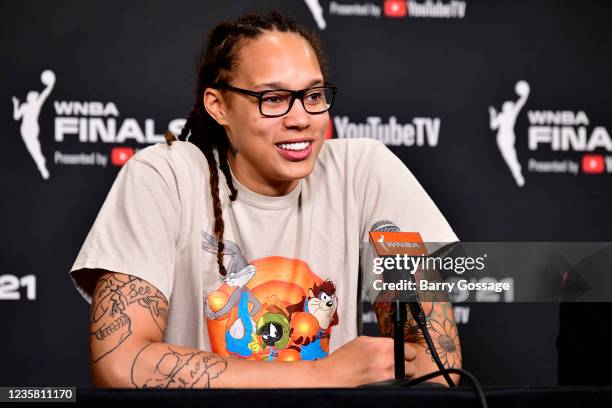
[75,386,612,407]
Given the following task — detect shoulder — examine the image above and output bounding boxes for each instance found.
[307,138,394,197]
[131,140,206,170]
[315,138,401,177]
[318,138,384,159]
[315,138,387,171]
[126,140,209,182]
[113,140,211,200]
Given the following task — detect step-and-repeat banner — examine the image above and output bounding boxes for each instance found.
[1,1,610,387]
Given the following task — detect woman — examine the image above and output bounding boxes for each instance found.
[70,11,461,388]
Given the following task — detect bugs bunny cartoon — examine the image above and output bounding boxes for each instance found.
[202,231,261,357]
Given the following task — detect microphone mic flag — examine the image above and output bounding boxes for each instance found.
[368,220,417,380]
[368,220,425,303]
[366,221,457,386]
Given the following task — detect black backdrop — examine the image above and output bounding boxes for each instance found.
[1,0,611,387]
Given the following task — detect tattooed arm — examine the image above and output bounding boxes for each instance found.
[372,268,462,386]
[89,270,323,388]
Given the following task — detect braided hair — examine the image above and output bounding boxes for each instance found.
[165,11,328,277]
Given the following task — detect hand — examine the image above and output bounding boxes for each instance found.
[315,336,417,387]
[488,106,496,117]
[248,334,262,353]
[204,300,216,320]
[12,96,19,105]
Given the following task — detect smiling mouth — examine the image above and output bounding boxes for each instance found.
[274,140,314,162]
[275,140,312,151]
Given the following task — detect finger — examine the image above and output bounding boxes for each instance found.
[404,361,417,378]
[404,343,417,361]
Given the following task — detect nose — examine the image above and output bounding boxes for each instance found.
[282,97,310,130]
[326,301,333,307]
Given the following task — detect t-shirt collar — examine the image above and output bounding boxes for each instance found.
[227,159,302,210]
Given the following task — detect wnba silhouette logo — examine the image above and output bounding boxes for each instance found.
[304,0,326,29]
[12,69,55,180]
[489,80,530,187]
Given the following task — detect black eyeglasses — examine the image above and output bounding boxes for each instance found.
[217,83,337,118]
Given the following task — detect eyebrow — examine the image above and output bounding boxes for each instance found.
[253,78,325,90]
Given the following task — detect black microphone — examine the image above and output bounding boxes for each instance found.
[369,220,456,387]
[370,220,410,380]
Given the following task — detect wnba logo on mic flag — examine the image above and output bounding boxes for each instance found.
[369,231,425,256]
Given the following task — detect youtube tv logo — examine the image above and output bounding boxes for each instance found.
[581,154,605,174]
[384,0,407,18]
[111,147,135,166]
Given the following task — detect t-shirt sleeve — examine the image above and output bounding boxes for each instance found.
[69,152,180,303]
[358,141,459,303]
[360,140,459,251]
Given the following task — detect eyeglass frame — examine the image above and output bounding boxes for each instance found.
[215,82,338,118]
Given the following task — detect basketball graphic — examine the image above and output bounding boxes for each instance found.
[207,290,229,313]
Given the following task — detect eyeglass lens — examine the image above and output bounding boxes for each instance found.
[260,87,335,116]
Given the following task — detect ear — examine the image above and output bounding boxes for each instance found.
[308,288,315,299]
[203,87,229,126]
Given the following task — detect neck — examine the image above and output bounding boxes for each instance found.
[228,154,299,197]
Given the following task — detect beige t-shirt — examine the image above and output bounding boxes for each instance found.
[70,138,458,361]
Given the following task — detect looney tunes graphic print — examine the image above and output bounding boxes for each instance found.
[202,231,339,361]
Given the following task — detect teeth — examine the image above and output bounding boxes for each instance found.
[278,141,310,151]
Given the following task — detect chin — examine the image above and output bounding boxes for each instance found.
[282,167,313,181]
[277,160,316,181]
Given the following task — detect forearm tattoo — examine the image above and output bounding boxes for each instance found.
[373,287,462,370]
[89,273,168,362]
[131,343,228,388]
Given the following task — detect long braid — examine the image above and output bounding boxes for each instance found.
[178,96,200,141]
[217,144,237,201]
[169,11,327,277]
[201,148,228,275]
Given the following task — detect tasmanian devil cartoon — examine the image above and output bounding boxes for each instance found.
[287,280,339,360]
